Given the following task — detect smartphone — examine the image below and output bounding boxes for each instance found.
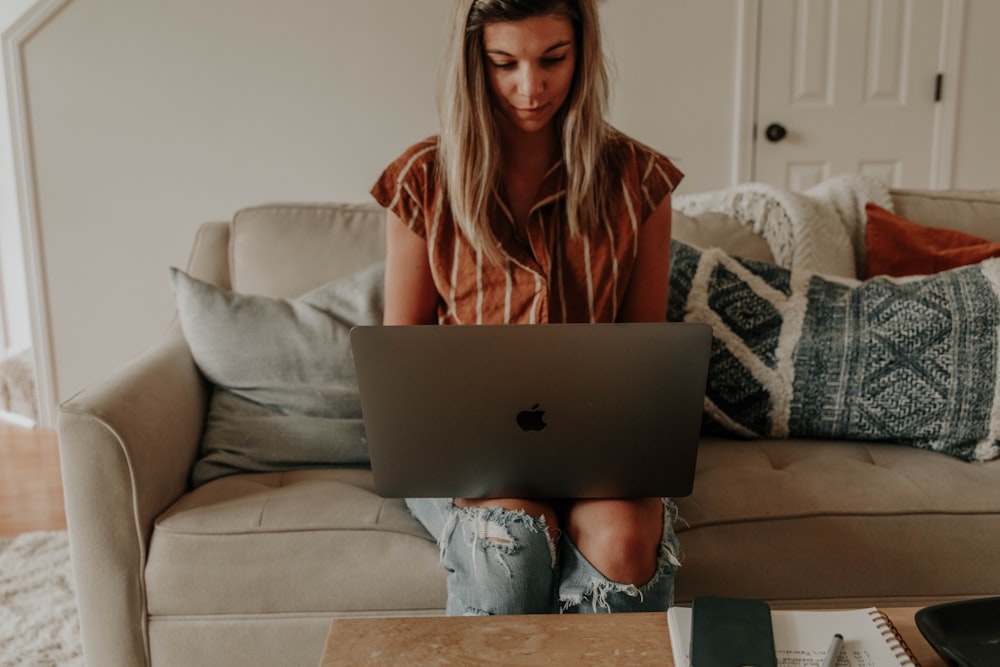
[690,596,777,667]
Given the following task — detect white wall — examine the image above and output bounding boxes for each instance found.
[23,0,451,413]
[602,2,743,192]
[9,0,999,422]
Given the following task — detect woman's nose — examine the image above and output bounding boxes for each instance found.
[517,66,544,98]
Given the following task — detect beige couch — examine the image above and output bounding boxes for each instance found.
[58,188,1000,667]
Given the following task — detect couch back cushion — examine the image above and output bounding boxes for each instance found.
[230,203,386,297]
[671,209,775,263]
[227,202,779,298]
[891,189,1000,241]
[223,190,1000,298]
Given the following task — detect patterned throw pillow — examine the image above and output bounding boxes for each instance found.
[668,240,1000,462]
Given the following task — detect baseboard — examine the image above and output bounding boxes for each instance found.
[0,410,35,428]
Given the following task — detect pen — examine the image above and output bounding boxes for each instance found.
[821,633,844,667]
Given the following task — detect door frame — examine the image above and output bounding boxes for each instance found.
[3,0,73,428]
[732,0,966,189]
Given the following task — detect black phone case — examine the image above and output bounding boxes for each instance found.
[690,596,778,667]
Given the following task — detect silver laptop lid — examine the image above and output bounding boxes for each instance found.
[351,322,711,499]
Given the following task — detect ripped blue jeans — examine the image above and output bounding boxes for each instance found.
[405,498,682,615]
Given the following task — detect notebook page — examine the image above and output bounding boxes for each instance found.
[667,607,912,667]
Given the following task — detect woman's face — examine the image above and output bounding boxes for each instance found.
[482,14,577,139]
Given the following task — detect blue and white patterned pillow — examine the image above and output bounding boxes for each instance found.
[668,240,1000,462]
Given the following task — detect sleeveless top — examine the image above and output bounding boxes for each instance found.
[371,131,683,325]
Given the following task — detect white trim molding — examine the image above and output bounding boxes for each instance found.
[930,0,966,189]
[732,0,761,186]
[3,0,73,429]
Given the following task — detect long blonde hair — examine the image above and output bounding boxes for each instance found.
[437,0,619,265]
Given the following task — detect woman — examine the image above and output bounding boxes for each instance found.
[371,0,683,615]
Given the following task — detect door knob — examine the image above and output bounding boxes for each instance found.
[765,123,787,143]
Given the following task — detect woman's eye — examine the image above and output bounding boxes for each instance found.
[490,61,516,70]
[542,56,567,66]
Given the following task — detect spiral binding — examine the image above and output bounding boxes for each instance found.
[868,609,920,666]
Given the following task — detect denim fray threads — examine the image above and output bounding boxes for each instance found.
[408,497,683,615]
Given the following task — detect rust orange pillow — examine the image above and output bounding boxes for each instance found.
[865,203,1000,277]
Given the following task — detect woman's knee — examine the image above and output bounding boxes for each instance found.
[566,498,664,585]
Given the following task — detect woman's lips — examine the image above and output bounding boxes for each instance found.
[515,104,548,115]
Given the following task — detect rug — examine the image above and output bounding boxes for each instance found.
[0,531,82,666]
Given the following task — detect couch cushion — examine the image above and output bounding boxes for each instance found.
[230,203,387,298]
[146,443,1000,613]
[228,202,777,299]
[146,469,445,616]
[220,191,1000,298]
[171,263,385,486]
[669,240,1000,462]
[672,210,775,263]
[674,438,1000,605]
[890,189,1000,241]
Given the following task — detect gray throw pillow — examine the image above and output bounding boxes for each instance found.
[668,240,1000,462]
[170,262,385,486]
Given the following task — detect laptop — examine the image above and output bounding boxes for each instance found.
[350,323,712,499]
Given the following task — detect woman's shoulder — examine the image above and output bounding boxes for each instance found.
[603,127,684,205]
[372,136,441,210]
[605,127,669,163]
[386,136,440,170]
[605,127,684,190]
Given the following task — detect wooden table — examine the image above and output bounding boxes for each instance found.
[319,607,945,666]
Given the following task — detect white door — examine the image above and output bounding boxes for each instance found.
[754,0,946,191]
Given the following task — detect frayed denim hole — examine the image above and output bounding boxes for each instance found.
[452,505,557,566]
[444,505,552,580]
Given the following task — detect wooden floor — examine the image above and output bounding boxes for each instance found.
[0,421,66,537]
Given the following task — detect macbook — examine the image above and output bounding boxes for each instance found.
[350,323,711,499]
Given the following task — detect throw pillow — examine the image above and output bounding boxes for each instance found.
[865,203,1000,277]
[668,240,1000,462]
[170,263,385,486]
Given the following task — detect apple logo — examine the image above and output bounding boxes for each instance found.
[516,404,547,432]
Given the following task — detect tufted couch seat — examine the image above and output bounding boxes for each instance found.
[58,187,1000,667]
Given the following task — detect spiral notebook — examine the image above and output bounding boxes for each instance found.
[667,605,918,667]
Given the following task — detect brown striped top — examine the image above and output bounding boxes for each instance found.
[371,131,683,325]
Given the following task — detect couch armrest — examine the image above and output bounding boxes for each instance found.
[57,323,209,667]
